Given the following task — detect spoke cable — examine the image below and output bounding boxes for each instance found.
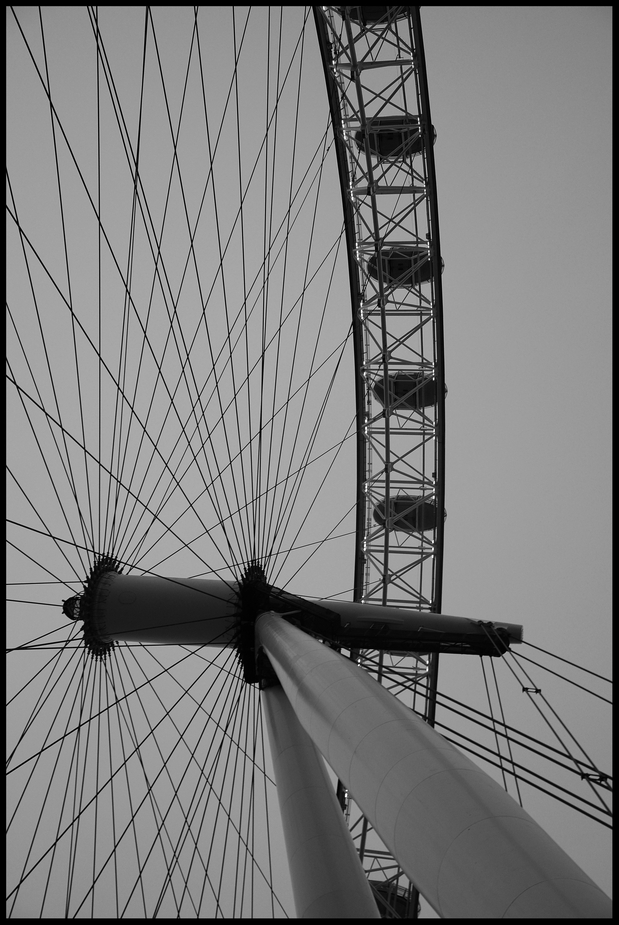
[88,11,247,574]
[38,8,97,558]
[480,656,509,794]
[513,651,612,705]
[7,16,246,576]
[521,640,611,683]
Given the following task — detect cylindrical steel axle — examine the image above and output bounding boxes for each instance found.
[87,573,238,645]
[84,573,522,656]
[256,612,611,919]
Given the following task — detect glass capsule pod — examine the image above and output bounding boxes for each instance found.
[343,7,409,26]
[367,246,442,287]
[372,371,438,411]
[369,881,413,918]
[354,115,436,160]
[373,496,444,534]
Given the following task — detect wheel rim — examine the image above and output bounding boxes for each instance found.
[9,7,610,920]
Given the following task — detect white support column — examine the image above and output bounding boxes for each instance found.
[262,683,380,919]
[256,612,612,919]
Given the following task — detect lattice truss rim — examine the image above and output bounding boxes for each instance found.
[316,6,446,916]
[318,6,445,615]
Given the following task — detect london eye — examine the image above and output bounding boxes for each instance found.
[7,7,611,918]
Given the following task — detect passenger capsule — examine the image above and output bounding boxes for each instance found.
[373,496,443,534]
[343,7,408,25]
[368,246,439,286]
[354,115,436,159]
[369,882,410,919]
[373,372,437,411]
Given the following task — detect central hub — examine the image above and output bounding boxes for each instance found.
[61,555,123,660]
[235,563,343,685]
[237,563,273,684]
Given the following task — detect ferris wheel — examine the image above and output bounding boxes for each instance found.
[7,6,611,919]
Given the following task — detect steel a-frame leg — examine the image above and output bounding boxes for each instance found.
[257,612,611,919]
[262,683,379,918]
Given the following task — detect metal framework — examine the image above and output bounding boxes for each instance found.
[315,6,445,612]
[7,8,611,919]
[314,7,446,913]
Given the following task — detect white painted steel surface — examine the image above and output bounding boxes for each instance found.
[95,573,237,645]
[262,684,380,918]
[256,612,612,919]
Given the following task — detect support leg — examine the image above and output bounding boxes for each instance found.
[257,612,611,919]
[261,683,379,918]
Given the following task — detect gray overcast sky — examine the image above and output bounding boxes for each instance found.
[7,6,611,916]
[419,5,612,911]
